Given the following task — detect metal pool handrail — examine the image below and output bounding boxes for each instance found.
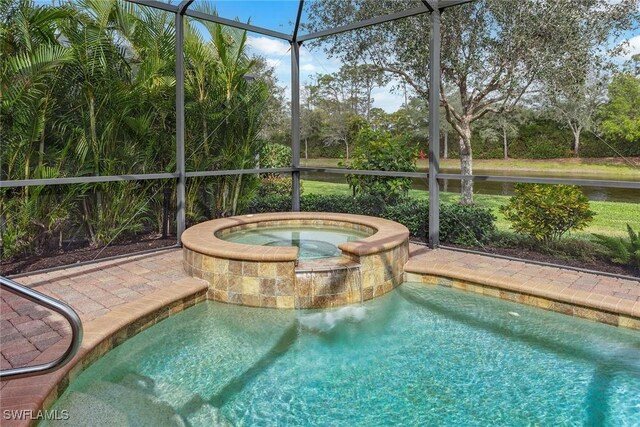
[0,275,83,380]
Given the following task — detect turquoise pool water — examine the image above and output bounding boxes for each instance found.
[222,225,370,259]
[45,283,640,426]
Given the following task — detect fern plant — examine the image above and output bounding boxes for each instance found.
[593,224,640,271]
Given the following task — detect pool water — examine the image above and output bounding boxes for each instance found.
[45,283,640,426]
[221,225,370,259]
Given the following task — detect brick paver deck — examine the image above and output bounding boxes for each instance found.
[1,249,190,371]
[406,244,640,303]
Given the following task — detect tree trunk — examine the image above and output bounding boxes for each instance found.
[231,174,242,216]
[304,138,308,159]
[345,140,349,160]
[572,127,581,157]
[443,132,448,159]
[38,104,47,170]
[503,126,508,160]
[459,120,474,205]
[89,94,98,175]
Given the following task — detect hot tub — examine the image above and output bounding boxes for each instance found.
[181,212,410,309]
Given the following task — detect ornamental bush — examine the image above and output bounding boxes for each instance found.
[440,204,496,245]
[344,128,416,202]
[499,184,595,242]
[381,198,429,238]
[257,144,301,198]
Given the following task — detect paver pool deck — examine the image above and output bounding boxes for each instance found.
[1,246,639,425]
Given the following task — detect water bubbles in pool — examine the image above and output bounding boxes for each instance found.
[298,306,367,332]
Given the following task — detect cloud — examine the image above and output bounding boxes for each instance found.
[301,63,318,72]
[371,85,405,113]
[265,58,280,68]
[246,36,290,56]
[621,34,640,59]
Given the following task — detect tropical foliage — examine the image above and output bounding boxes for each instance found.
[1,0,272,258]
[594,224,640,271]
[600,73,640,144]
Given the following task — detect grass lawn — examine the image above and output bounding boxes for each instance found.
[301,157,640,177]
[302,179,640,237]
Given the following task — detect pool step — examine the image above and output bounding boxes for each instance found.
[50,381,186,426]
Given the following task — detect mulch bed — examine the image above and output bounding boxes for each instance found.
[1,235,177,276]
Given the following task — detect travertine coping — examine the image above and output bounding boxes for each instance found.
[0,280,208,427]
[181,212,410,261]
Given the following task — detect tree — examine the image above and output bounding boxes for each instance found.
[300,86,323,159]
[542,70,607,157]
[337,63,388,120]
[600,73,640,144]
[306,67,380,159]
[345,127,416,201]
[477,109,527,159]
[306,0,637,204]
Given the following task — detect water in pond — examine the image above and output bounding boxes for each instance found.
[222,225,370,260]
[301,170,640,203]
[45,283,640,426]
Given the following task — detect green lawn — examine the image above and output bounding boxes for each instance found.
[302,179,640,237]
[301,157,640,177]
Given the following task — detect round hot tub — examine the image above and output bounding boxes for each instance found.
[181,212,409,309]
[222,225,371,259]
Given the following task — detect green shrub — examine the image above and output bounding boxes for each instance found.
[344,128,416,202]
[487,230,609,262]
[257,176,304,198]
[259,143,291,170]
[381,198,429,238]
[258,144,299,198]
[499,184,595,242]
[543,238,609,261]
[593,224,640,271]
[300,193,386,217]
[440,204,496,245]
[486,230,533,249]
[246,194,292,213]
[245,194,496,244]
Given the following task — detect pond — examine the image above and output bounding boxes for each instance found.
[302,169,640,203]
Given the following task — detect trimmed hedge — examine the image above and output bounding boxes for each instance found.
[245,194,496,245]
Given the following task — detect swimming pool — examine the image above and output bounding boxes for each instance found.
[45,283,640,426]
